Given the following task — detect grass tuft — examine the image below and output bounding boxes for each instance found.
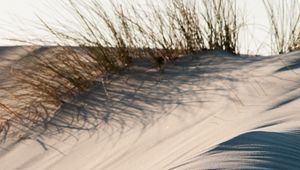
[0,0,244,141]
[263,0,300,54]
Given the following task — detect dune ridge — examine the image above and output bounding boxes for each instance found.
[0,48,300,170]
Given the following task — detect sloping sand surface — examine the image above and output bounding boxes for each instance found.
[0,48,299,170]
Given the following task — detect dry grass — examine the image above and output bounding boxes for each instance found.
[0,0,244,141]
[263,0,300,54]
[291,33,300,51]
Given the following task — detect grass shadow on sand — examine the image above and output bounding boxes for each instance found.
[33,51,265,139]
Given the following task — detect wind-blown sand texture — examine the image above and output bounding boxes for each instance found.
[0,47,300,170]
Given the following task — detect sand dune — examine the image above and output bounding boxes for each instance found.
[0,48,299,170]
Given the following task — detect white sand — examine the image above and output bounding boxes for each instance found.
[0,48,300,170]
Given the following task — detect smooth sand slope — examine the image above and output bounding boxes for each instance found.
[0,48,300,170]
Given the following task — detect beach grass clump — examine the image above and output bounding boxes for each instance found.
[263,0,300,54]
[0,0,244,140]
[201,0,242,53]
[37,0,243,66]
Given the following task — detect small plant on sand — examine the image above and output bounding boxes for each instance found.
[201,0,242,53]
[263,0,300,54]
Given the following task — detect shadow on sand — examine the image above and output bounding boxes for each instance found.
[268,54,300,111]
[171,131,300,170]
[33,51,263,139]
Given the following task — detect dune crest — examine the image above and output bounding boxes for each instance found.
[0,49,300,170]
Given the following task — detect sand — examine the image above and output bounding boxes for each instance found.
[0,48,299,170]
